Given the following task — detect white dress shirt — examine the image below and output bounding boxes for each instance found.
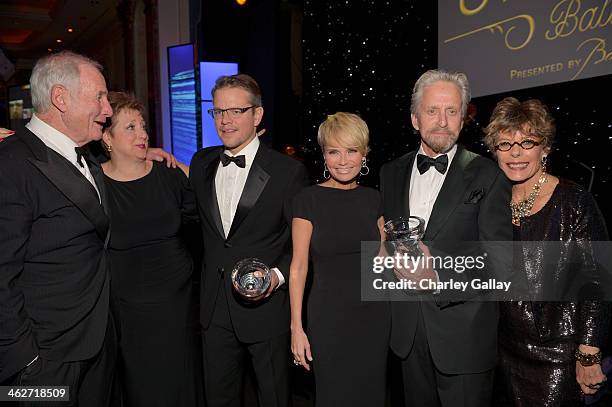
[215,136,260,237]
[409,144,457,289]
[22,115,101,367]
[26,114,101,202]
[409,144,457,229]
[215,136,285,287]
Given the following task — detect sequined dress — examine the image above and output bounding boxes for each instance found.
[495,178,610,406]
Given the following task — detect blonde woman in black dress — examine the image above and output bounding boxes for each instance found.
[289,112,390,406]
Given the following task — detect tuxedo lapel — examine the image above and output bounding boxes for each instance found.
[87,153,107,210]
[201,154,225,240]
[226,147,270,241]
[29,147,110,241]
[401,153,416,217]
[86,153,111,248]
[425,146,471,240]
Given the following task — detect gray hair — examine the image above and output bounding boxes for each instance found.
[317,112,370,156]
[410,69,471,117]
[30,51,103,113]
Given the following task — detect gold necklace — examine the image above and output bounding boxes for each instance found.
[510,173,548,226]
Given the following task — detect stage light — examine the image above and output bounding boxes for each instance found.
[67,27,74,33]
[235,0,247,6]
[56,39,62,43]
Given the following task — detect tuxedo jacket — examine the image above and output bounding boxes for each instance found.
[0,129,110,382]
[190,143,309,343]
[380,145,512,374]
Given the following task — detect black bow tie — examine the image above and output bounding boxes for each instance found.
[75,146,89,168]
[417,153,448,175]
[221,153,246,168]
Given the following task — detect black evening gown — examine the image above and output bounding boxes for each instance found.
[496,179,610,406]
[293,185,390,407]
[105,162,202,407]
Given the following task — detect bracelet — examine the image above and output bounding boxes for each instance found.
[575,348,602,366]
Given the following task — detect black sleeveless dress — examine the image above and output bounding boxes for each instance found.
[105,162,202,407]
[293,185,390,407]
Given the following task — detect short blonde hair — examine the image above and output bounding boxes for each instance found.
[317,112,370,155]
[484,97,555,151]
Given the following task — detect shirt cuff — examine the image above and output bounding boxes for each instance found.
[272,267,285,289]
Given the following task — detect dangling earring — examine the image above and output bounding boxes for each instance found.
[103,142,112,153]
[541,155,547,174]
[323,163,330,180]
[360,157,370,176]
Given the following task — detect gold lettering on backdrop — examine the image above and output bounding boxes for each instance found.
[509,62,565,80]
[596,0,612,26]
[568,58,583,69]
[460,0,489,16]
[580,6,597,31]
[445,14,535,50]
[570,37,612,79]
[546,0,612,40]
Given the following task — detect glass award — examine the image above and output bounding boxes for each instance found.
[231,258,271,299]
[383,216,426,259]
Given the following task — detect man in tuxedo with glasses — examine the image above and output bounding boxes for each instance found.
[190,74,309,407]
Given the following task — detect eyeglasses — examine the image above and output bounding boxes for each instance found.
[494,139,540,151]
[207,106,256,120]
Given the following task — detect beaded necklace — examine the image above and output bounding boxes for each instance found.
[510,173,548,226]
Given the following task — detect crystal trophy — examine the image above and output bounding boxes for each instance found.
[383,216,426,259]
[231,258,271,299]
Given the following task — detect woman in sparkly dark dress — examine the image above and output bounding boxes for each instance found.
[289,113,390,406]
[484,97,609,406]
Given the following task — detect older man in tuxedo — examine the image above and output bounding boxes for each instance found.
[379,69,512,407]
[0,51,116,406]
[190,74,309,407]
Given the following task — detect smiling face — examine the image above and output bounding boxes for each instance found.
[103,108,148,161]
[495,128,548,184]
[411,80,463,156]
[212,86,263,154]
[63,64,112,145]
[323,140,364,184]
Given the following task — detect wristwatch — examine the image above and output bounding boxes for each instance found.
[575,348,602,366]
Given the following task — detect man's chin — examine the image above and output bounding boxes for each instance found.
[88,132,103,142]
[425,137,458,154]
[437,144,455,154]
